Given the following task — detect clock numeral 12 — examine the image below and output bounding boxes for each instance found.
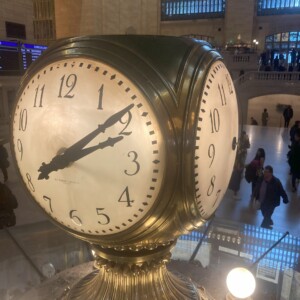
[58,74,77,98]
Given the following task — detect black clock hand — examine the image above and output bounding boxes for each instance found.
[60,103,134,156]
[38,136,123,180]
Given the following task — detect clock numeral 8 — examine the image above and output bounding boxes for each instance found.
[26,173,35,192]
[207,175,215,196]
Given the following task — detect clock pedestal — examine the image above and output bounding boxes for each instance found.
[64,243,212,300]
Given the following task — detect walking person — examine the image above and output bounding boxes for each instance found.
[288,129,300,192]
[252,165,289,229]
[261,108,269,126]
[0,144,9,183]
[283,105,294,128]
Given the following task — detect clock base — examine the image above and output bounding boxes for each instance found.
[62,243,214,300]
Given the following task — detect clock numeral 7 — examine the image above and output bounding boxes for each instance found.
[58,74,77,98]
[96,208,110,225]
[43,195,53,212]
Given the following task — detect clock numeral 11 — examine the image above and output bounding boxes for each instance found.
[33,84,45,107]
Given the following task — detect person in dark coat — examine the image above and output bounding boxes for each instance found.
[253,165,289,229]
[0,144,9,182]
[288,129,300,192]
[0,183,18,229]
[283,105,294,128]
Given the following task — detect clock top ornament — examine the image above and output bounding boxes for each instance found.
[11,35,238,299]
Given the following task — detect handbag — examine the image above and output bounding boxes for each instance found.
[252,198,261,210]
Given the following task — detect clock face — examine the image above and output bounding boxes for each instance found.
[194,61,238,219]
[12,57,166,236]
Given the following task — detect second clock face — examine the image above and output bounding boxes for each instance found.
[194,61,238,219]
[12,57,166,236]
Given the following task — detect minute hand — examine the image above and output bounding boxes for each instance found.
[62,103,134,156]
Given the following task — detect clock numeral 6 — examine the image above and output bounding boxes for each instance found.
[69,210,82,226]
[96,208,110,225]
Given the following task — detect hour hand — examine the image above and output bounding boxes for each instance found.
[38,136,123,180]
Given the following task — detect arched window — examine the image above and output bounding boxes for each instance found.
[258,0,300,16]
[161,0,225,21]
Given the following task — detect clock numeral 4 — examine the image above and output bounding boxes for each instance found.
[118,186,134,207]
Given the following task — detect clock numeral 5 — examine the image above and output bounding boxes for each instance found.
[96,208,110,225]
[58,74,77,98]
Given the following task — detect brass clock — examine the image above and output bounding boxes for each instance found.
[11,36,238,300]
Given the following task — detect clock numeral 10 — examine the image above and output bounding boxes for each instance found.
[19,109,27,131]
[209,109,220,133]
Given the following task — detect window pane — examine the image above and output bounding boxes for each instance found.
[290,32,298,41]
[266,35,273,42]
[274,33,281,42]
[282,32,289,41]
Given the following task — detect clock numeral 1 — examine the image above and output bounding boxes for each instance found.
[209,109,220,133]
[96,208,110,225]
[43,195,53,212]
[118,186,134,207]
[69,210,82,226]
[97,84,104,110]
[34,84,45,107]
[58,74,77,98]
[218,83,227,106]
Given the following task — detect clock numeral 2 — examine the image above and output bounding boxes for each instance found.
[58,74,77,98]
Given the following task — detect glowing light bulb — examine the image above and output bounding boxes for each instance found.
[226,267,256,299]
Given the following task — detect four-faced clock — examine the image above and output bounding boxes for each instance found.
[12,57,166,238]
[192,60,238,220]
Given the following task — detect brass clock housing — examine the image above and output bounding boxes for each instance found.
[11,36,238,299]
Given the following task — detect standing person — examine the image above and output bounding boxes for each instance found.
[261,108,269,126]
[0,144,9,183]
[246,148,266,195]
[252,165,289,229]
[283,105,294,128]
[288,129,300,192]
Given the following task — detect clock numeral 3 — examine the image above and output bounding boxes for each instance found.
[19,109,27,131]
[69,210,82,226]
[96,208,110,225]
[125,151,140,176]
[58,74,77,98]
[118,186,134,207]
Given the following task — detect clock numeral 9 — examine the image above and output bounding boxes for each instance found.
[208,144,215,168]
[69,210,82,226]
[19,109,27,131]
[209,109,220,133]
[58,74,77,98]
[125,151,140,176]
[17,139,23,160]
[96,208,110,225]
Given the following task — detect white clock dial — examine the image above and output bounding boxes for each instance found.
[12,57,166,236]
[194,61,238,218]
